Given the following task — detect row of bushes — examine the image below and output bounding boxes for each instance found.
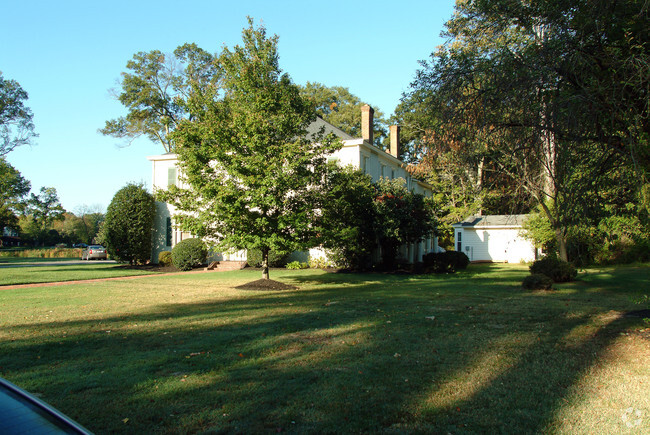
[0,248,83,258]
[421,251,470,273]
[522,256,578,290]
[158,243,477,274]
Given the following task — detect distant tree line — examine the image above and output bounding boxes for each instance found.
[0,157,104,247]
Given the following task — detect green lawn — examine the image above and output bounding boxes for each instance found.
[1,264,648,433]
[0,262,159,286]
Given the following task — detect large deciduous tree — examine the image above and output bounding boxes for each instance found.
[25,187,65,245]
[158,19,340,280]
[73,205,105,244]
[0,157,31,232]
[0,73,37,155]
[100,44,217,152]
[400,0,649,261]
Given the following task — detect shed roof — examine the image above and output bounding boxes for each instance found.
[452,214,529,228]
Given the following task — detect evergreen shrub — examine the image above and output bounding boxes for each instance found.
[422,251,470,273]
[171,238,207,271]
[102,183,155,265]
[529,256,577,282]
[522,273,554,290]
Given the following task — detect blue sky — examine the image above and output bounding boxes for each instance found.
[2,0,456,213]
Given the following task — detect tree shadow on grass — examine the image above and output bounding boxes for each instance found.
[1,269,647,433]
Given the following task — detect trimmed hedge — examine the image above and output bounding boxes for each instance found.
[522,273,554,290]
[171,238,207,271]
[422,251,470,273]
[529,256,577,282]
[102,183,155,265]
[246,249,289,268]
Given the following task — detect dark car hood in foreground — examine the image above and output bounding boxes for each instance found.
[0,377,92,434]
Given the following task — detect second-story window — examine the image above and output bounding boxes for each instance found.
[167,167,177,187]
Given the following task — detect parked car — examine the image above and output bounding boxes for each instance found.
[0,377,92,434]
[73,243,88,248]
[81,245,107,260]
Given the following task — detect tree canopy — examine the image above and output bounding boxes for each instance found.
[317,164,437,270]
[100,44,218,152]
[22,187,65,245]
[398,0,649,260]
[299,82,388,148]
[158,19,340,280]
[27,187,65,231]
[0,72,37,155]
[0,157,31,231]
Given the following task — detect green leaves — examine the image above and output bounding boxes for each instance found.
[103,183,155,265]
[158,19,341,279]
[373,178,437,268]
[101,45,218,152]
[399,0,649,260]
[27,187,65,230]
[299,82,388,147]
[317,166,437,270]
[0,72,37,156]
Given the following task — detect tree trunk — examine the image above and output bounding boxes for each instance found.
[538,198,568,261]
[261,248,270,280]
[555,227,568,262]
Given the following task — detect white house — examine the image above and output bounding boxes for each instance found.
[147,105,437,265]
[451,215,536,263]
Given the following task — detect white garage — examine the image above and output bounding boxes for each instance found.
[451,215,537,263]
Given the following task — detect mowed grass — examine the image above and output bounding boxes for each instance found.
[0,262,159,286]
[0,264,648,433]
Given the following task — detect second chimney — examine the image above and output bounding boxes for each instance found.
[389,125,400,158]
[361,104,374,145]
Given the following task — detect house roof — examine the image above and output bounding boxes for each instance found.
[452,214,529,228]
[306,117,355,141]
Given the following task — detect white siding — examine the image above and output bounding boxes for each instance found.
[454,226,535,263]
[147,137,437,264]
[332,144,361,167]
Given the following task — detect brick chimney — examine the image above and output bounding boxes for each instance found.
[361,104,374,144]
[389,125,400,158]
